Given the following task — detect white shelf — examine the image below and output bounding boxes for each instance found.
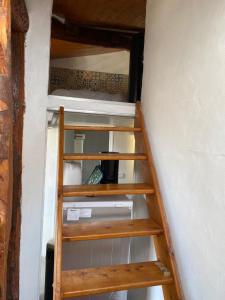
[48,95,136,117]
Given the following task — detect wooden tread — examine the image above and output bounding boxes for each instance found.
[64,125,142,132]
[63,153,147,161]
[63,183,154,197]
[62,261,173,298]
[62,218,163,242]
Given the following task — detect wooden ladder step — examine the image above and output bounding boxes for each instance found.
[62,218,163,242]
[64,125,142,132]
[62,261,173,298]
[63,183,154,197]
[63,153,147,161]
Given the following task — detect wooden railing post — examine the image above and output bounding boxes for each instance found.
[53,107,64,300]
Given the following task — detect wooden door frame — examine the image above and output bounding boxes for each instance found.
[0,1,28,299]
[128,32,144,103]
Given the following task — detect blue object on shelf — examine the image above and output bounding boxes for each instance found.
[86,165,103,184]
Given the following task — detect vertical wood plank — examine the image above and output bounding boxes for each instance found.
[53,107,64,300]
[0,1,13,300]
[6,1,28,298]
[134,103,183,300]
[7,31,25,300]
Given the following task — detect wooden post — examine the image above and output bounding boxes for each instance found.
[0,0,28,299]
[7,1,28,298]
[53,107,64,300]
[7,32,25,300]
[0,1,13,299]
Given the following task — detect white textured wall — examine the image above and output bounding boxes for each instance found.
[50,51,130,75]
[21,0,53,299]
[142,1,225,299]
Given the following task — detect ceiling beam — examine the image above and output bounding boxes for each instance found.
[52,0,146,30]
[51,18,141,50]
[50,39,123,59]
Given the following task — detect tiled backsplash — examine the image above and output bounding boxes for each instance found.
[49,67,129,97]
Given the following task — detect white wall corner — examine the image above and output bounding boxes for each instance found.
[20,0,53,299]
[142,0,225,299]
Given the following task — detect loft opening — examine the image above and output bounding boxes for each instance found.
[48,0,147,103]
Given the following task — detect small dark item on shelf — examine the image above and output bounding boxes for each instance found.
[100,152,119,184]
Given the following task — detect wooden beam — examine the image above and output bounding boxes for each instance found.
[0,1,13,300]
[11,0,29,33]
[52,0,146,30]
[50,38,122,59]
[7,31,25,300]
[128,33,144,102]
[51,18,135,50]
[6,1,29,298]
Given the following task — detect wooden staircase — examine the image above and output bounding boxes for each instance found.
[53,104,183,300]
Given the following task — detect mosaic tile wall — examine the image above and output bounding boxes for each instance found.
[49,67,129,97]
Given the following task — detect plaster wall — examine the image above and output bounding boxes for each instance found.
[20,0,53,299]
[50,51,130,75]
[142,0,225,299]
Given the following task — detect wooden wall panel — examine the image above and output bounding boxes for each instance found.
[0,1,13,300]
